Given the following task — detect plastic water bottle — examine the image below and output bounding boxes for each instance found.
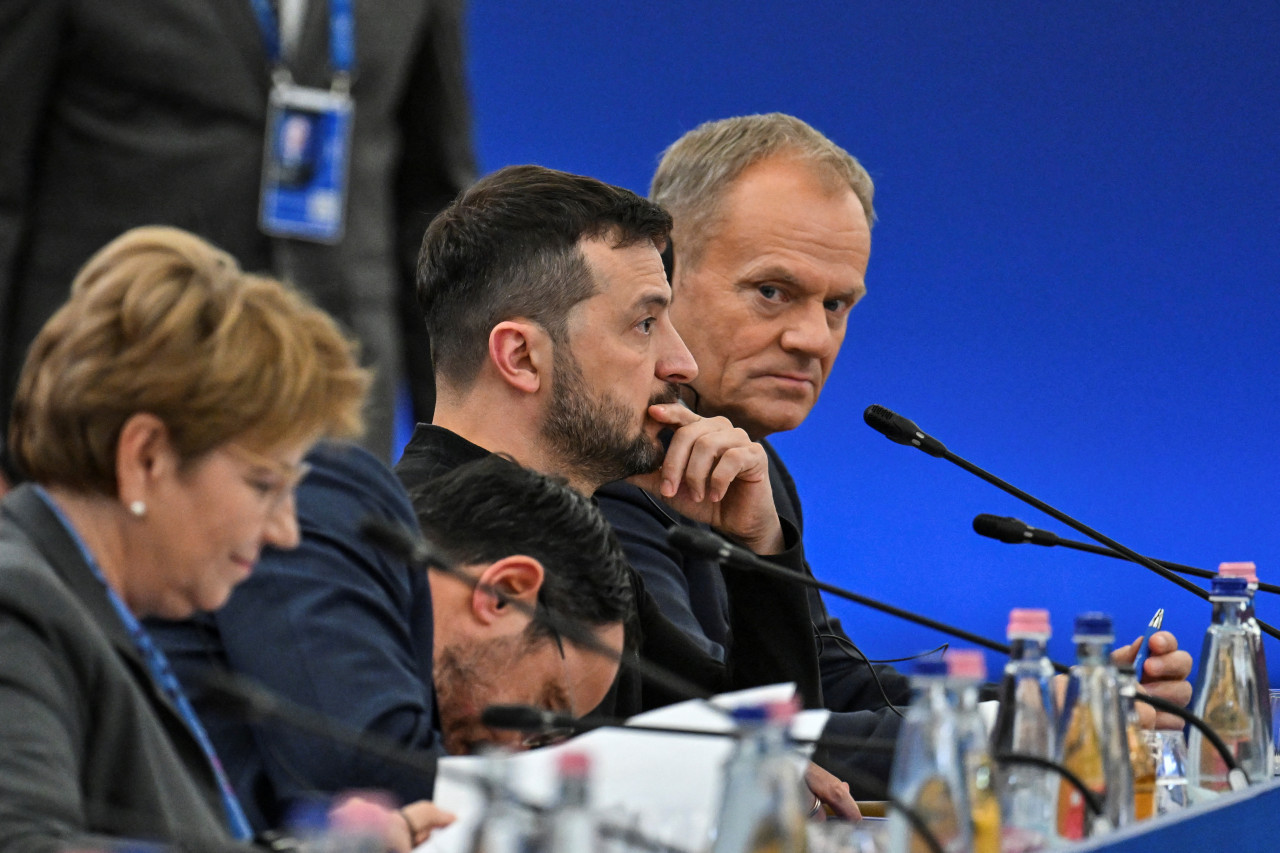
[946,649,1000,853]
[470,750,537,853]
[888,658,972,853]
[1117,667,1156,820]
[1217,561,1272,772]
[988,608,1057,852]
[1055,612,1132,839]
[1188,575,1272,791]
[547,750,595,853]
[710,702,807,853]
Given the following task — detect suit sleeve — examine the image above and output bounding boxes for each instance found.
[597,482,823,710]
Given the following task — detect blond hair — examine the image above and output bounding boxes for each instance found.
[651,113,876,270]
[11,226,370,493]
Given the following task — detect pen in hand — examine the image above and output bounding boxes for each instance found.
[1132,607,1165,680]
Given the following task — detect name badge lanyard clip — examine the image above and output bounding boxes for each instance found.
[253,0,356,243]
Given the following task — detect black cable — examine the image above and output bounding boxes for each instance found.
[813,631,907,719]
[866,644,950,665]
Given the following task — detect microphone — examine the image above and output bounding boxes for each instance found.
[360,517,452,569]
[974,515,1280,598]
[360,517,717,704]
[667,525,1070,673]
[863,406,1225,609]
[862,405,948,458]
[972,514,1062,547]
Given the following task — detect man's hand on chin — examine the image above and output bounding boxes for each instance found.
[628,402,784,555]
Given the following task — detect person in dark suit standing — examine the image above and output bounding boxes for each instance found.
[0,0,476,481]
[0,227,449,852]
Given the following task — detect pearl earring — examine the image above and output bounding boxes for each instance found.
[129,501,147,517]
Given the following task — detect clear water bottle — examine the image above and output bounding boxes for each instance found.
[1188,575,1272,791]
[710,702,808,853]
[946,650,1000,853]
[888,658,972,853]
[547,750,595,853]
[1055,612,1132,839]
[1217,561,1272,772]
[1117,667,1156,821]
[988,608,1057,852]
[470,750,538,853]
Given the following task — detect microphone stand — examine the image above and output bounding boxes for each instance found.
[668,525,1072,674]
[864,406,1280,643]
[974,514,1280,596]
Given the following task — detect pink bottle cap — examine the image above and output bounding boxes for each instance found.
[1007,608,1052,637]
[1218,561,1258,583]
[557,750,591,777]
[945,648,988,680]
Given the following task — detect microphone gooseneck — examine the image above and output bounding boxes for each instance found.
[667,525,1071,673]
[862,405,1254,617]
[973,514,1280,599]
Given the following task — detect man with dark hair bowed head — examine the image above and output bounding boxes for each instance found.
[595,113,1195,794]
[153,445,633,831]
[395,163,858,815]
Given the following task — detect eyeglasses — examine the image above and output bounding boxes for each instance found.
[222,443,312,511]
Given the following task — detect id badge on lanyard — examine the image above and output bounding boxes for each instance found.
[254,0,355,244]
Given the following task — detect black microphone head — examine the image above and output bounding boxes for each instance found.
[973,514,1031,544]
[863,404,910,444]
[665,525,731,562]
[360,517,447,568]
[863,405,948,457]
[480,704,557,732]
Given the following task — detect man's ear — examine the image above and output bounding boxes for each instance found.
[488,321,552,395]
[115,412,177,507]
[470,554,545,628]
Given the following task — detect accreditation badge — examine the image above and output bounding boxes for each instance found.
[259,82,354,243]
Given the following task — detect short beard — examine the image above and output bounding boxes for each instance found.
[541,348,677,491]
[433,636,520,755]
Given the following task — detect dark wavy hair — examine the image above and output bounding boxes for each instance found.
[416,164,672,389]
[409,454,635,647]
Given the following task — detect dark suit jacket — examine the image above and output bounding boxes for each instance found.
[596,439,911,794]
[0,0,474,466]
[0,486,248,853]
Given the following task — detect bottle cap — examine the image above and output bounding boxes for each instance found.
[1218,561,1258,583]
[1007,607,1051,638]
[1210,575,1249,598]
[912,658,948,677]
[1073,611,1114,640]
[945,648,987,680]
[557,750,591,778]
[730,705,769,725]
[765,696,800,724]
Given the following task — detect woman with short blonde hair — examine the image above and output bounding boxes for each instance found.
[0,227,447,852]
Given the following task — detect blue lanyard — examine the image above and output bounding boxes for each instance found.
[32,488,256,841]
[248,0,355,78]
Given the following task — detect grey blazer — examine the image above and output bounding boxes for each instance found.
[0,486,247,853]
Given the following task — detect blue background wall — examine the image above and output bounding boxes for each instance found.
[449,1,1280,682]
